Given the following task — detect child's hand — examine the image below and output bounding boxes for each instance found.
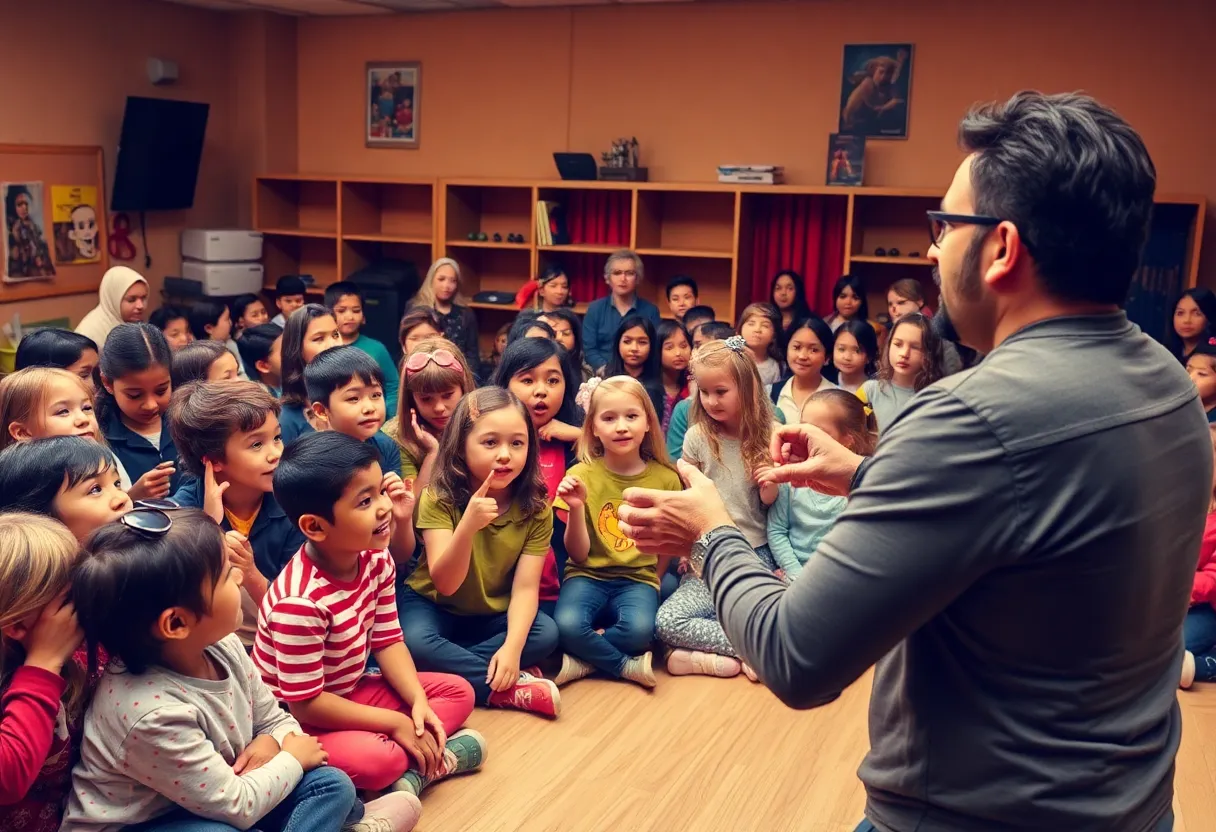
[463,475,499,531]
[556,475,587,510]
[410,700,448,754]
[128,461,176,502]
[282,732,328,771]
[487,644,521,694]
[233,734,280,775]
[677,557,690,576]
[382,473,416,522]
[223,531,267,595]
[202,459,230,524]
[390,716,442,778]
[412,410,439,454]
[24,591,83,674]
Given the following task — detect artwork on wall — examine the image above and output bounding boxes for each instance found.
[3,181,56,282]
[838,44,912,139]
[825,134,865,186]
[51,185,101,265]
[366,62,420,149]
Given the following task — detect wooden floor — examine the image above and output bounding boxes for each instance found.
[417,668,1216,832]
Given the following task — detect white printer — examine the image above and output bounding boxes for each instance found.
[180,229,264,297]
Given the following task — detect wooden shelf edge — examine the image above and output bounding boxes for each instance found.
[635,248,735,260]
[538,244,622,254]
[445,240,532,251]
[850,255,933,266]
[342,233,432,245]
[259,228,339,240]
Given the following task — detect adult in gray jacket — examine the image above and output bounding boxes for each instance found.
[618,91,1210,832]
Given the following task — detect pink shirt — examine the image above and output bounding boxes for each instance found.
[536,440,567,602]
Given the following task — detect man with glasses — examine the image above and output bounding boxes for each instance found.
[618,92,1208,831]
[581,249,660,371]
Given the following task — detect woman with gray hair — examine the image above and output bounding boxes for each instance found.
[581,249,660,372]
[409,257,482,379]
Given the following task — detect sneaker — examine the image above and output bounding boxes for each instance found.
[621,651,657,689]
[553,654,595,687]
[666,648,741,678]
[343,793,422,832]
[487,671,561,718]
[522,665,545,678]
[1182,651,1196,690]
[392,728,488,796]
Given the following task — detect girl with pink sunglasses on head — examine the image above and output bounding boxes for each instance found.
[381,338,477,497]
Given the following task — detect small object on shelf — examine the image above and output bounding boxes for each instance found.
[825,134,865,186]
[600,136,647,182]
[467,231,477,241]
[493,233,503,242]
[909,251,920,258]
[718,165,784,185]
[476,232,488,242]
[888,248,901,257]
[875,247,887,256]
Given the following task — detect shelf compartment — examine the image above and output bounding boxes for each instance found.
[341,239,432,282]
[256,178,338,235]
[634,190,736,255]
[850,195,936,262]
[449,247,532,299]
[341,180,432,241]
[261,234,339,291]
[537,187,631,248]
[445,185,533,245]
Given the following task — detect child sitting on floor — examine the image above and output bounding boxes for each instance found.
[170,339,241,387]
[0,513,102,832]
[1182,424,1216,688]
[552,376,683,689]
[1186,339,1216,423]
[257,432,483,799]
[237,322,285,398]
[65,506,419,832]
[278,304,343,443]
[305,345,402,476]
[326,282,399,418]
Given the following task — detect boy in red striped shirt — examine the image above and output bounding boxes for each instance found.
[254,431,483,801]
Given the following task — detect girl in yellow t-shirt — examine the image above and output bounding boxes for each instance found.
[552,376,683,689]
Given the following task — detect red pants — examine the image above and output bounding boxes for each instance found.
[307,672,475,791]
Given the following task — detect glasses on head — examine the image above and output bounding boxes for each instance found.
[119,507,176,537]
[404,348,460,378]
[926,210,1002,247]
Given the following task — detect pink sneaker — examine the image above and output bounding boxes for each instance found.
[666,648,741,678]
[345,792,422,832]
[487,671,561,718]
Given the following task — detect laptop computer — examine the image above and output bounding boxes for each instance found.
[553,152,598,182]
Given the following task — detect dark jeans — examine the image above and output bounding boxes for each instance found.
[129,766,358,832]
[554,576,659,677]
[397,587,559,703]
[1185,603,1216,682]
[853,808,1174,831]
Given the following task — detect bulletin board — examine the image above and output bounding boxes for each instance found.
[0,144,110,303]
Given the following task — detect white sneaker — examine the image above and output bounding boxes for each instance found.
[1181,650,1196,690]
[343,793,422,832]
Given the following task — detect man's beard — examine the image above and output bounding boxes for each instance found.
[931,231,986,349]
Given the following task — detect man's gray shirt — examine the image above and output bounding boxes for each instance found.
[705,313,1211,831]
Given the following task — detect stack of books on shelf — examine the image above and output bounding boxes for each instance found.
[717,165,784,185]
[535,200,569,246]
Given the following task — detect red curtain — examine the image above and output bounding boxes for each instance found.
[558,191,631,302]
[749,195,847,317]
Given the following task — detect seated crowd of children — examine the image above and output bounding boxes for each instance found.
[1,252,1209,832]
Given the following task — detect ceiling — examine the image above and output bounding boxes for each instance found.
[161,0,700,14]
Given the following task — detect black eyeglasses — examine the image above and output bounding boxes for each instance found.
[926,211,1002,246]
[119,502,181,536]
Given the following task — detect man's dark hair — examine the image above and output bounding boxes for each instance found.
[665,275,698,299]
[276,274,307,297]
[303,345,384,406]
[698,321,735,341]
[167,380,280,478]
[324,281,364,309]
[274,431,379,524]
[236,323,283,382]
[959,91,1156,305]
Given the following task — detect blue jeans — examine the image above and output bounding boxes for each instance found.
[853,809,1174,831]
[1184,603,1216,682]
[130,766,358,832]
[554,576,659,677]
[397,588,559,704]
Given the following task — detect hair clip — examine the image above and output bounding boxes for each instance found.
[467,396,481,421]
[1208,337,1215,346]
[575,376,602,411]
[405,348,460,379]
[724,335,747,354]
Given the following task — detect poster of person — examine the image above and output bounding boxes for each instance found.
[825,134,865,186]
[51,185,101,264]
[3,182,56,282]
[838,44,912,139]
[366,62,420,149]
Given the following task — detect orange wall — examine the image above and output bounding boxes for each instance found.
[296,0,1216,284]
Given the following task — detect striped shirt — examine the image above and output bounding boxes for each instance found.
[253,546,402,702]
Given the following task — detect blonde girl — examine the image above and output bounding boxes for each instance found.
[382,337,476,496]
[0,512,103,832]
[737,302,784,386]
[409,258,481,374]
[551,376,683,689]
[655,336,778,679]
[859,311,943,434]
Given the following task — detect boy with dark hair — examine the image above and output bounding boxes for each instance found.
[325,281,399,418]
[682,304,716,340]
[236,322,284,397]
[665,275,699,323]
[167,379,302,645]
[305,345,402,476]
[271,274,308,327]
[257,431,483,798]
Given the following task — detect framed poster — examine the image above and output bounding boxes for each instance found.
[838,44,913,139]
[3,181,56,282]
[367,62,420,149]
[826,134,865,186]
[51,185,101,264]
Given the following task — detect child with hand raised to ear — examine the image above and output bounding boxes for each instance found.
[551,376,684,689]
[64,507,421,832]
[257,432,480,803]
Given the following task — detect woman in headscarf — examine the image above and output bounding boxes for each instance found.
[75,266,149,349]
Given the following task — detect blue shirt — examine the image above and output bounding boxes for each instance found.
[582,294,661,370]
[170,479,304,581]
[101,408,183,495]
[368,432,402,477]
[353,333,399,420]
[278,402,314,445]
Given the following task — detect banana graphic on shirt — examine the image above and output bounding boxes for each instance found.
[597,501,633,552]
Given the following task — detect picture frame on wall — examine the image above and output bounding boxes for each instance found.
[366,61,420,149]
[838,44,912,139]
